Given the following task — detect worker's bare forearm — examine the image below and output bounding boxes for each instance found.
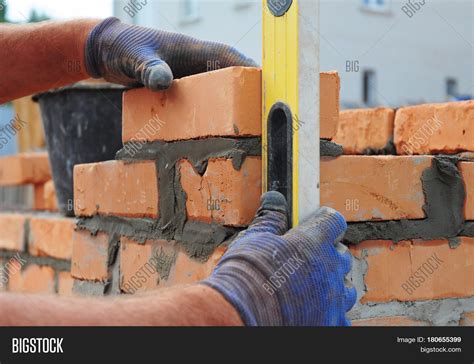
[0,19,99,104]
[0,284,243,326]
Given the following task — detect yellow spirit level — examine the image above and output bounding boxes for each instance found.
[262,0,320,226]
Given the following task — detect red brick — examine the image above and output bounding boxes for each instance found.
[57,271,74,296]
[320,71,340,139]
[352,316,429,326]
[43,180,58,211]
[163,245,226,287]
[74,160,158,218]
[120,237,162,293]
[394,101,474,155]
[123,69,339,143]
[0,213,26,251]
[350,237,474,303]
[332,108,394,154]
[120,237,226,289]
[123,67,261,143]
[0,152,51,186]
[321,156,432,221]
[8,264,55,294]
[34,183,46,210]
[34,180,59,211]
[180,157,262,226]
[71,230,110,282]
[28,216,75,260]
[459,162,474,220]
[460,312,474,326]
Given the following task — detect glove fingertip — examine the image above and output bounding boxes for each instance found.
[258,191,288,214]
[145,62,174,90]
[337,247,353,275]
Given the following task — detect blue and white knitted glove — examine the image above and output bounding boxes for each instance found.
[202,191,357,326]
[85,17,258,90]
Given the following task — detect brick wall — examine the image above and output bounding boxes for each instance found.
[70,67,340,295]
[1,67,473,326]
[332,101,474,326]
[0,152,57,211]
[0,153,70,295]
[0,213,73,296]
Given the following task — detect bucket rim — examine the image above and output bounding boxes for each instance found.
[33,80,130,101]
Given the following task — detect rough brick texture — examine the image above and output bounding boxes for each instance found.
[120,237,161,293]
[321,156,431,221]
[57,271,74,296]
[28,216,75,260]
[120,237,225,292]
[394,101,474,155]
[0,152,51,186]
[460,162,474,220]
[351,238,474,303]
[43,180,58,211]
[33,181,59,212]
[74,160,158,218]
[71,230,110,282]
[8,264,55,294]
[0,213,26,251]
[164,245,226,287]
[34,183,46,210]
[320,71,340,139]
[123,67,261,143]
[0,212,72,296]
[332,108,394,154]
[180,157,262,226]
[123,68,339,142]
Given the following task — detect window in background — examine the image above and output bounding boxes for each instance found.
[446,78,458,98]
[363,70,377,106]
[234,0,254,10]
[181,0,200,24]
[361,0,391,14]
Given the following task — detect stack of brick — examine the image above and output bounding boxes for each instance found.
[0,152,58,211]
[0,213,74,295]
[71,68,474,325]
[71,67,341,295]
[332,101,474,326]
[0,153,73,295]
[7,67,470,327]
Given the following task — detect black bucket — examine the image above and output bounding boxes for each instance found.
[35,81,126,216]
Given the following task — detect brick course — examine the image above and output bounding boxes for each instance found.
[28,216,75,260]
[180,157,262,226]
[0,214,27,251]
[0,152,51,186]
[350,237,474,303]
[8,264,56,294]
[74,160,158,218]
[394,101,474,155]
[321,156,431,221]
[71,230,111,282]
[332,108,394,154]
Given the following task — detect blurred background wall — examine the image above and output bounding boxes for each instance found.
[1,0,472,157]
[113,0,473,108]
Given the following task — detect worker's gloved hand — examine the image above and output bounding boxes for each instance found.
[85,17,258,90]
[202,191,357,326]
